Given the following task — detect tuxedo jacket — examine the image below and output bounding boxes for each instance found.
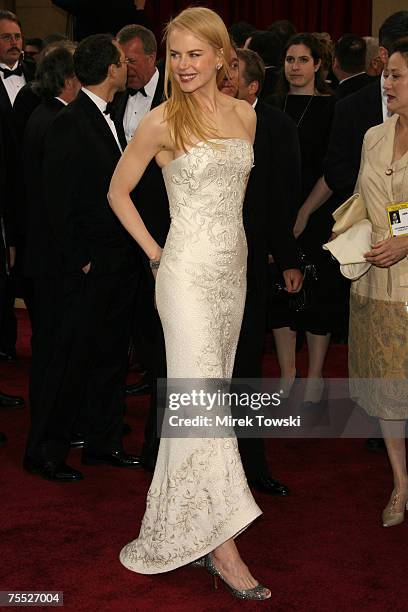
[334,72,374,101]
[244,99,301,279]
[22,98,65,278]
[324,78,383,200]
[113,63,170,247]
[43,91,132,275]
[13,83,41,143]
[0,60,36,242]
[0,116,8,278]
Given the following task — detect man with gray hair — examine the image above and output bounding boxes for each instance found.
[115,24,163,144]
[363,36,384,76]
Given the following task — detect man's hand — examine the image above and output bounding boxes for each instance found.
[283,268,303,293]
[364,236,408,268]
[82,262,91,274]
[134,0,146,9]
[9,246,16,269]
[293,208,310,239]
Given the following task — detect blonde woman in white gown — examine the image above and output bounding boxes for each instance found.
[108,7,270,601]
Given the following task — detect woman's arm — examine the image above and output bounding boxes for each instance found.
[293,176,333,239]
[108,107,169,262]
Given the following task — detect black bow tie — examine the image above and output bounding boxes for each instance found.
[0,65,23,79]
[128,86,147,97]
[104,101,116,119]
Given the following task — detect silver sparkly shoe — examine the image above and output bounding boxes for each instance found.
[204,554,271,600]
[190,556,206,568]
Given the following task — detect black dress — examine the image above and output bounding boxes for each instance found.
[267,93,344,335]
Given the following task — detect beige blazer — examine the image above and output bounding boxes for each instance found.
[352,114,408,301]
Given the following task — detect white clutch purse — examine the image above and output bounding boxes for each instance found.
[323,219,372,280]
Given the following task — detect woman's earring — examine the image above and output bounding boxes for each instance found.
[216,64,222,70]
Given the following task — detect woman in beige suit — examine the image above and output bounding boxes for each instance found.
[349,41,408,527]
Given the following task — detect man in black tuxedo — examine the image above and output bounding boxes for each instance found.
[22,46,82,479]
[115,25,168,242]
[233,48,303,494]
[332,34,373,101]
[0,10,35,360]
[114,25,170,468]
[24,34,140,481]
[0,10,35,114]
[0,109,24,412]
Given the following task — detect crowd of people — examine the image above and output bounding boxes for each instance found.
[1,3,408,600]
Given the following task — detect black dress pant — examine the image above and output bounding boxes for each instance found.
[234,265,270,480]
[26,254,138,463]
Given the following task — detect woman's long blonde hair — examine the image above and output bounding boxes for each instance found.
[163,7,232,151]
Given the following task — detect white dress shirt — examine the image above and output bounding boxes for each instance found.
[0,61,26,106]
[123,68,159,143]
[82,87,122,151]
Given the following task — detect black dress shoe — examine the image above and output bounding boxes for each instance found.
[0,350,17,362]
[125,381,151,396]
[249,475,290,496]
[364,438,386,452]
[23,456,83,482]
[70,434,85,449]
[81,450,141,468]
[0,432,7,447]
[0,391,24,408]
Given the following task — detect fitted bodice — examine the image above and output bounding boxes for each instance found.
[161,138,253,266]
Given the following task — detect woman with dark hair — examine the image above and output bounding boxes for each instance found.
[266,33,338,404]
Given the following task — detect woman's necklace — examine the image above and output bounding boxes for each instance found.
[283,93,315,128]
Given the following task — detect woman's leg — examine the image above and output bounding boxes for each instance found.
[379,419,408,525]
[304,331,331,402]
[272,326,297,396]
[380,419,408,491]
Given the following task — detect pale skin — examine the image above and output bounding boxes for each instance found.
[109,28,270,595]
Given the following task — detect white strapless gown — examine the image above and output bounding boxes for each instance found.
[120,138,262,574]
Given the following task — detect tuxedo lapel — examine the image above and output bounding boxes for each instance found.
[113,91,128,150]
[0,78,12,113]
[78,91,122,159]
[151,67,165,109]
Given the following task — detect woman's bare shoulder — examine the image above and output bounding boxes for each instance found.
[135,102,172,149]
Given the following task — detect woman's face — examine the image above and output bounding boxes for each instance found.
[168,27,220,94]
[284,43,320,91]
[384,52,408,114]
[218,47,239,97]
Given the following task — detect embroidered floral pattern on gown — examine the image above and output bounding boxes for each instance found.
[120,139,262,574]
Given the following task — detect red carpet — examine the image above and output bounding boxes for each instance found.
[0,310,407,611]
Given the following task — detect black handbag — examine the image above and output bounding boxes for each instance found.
[270,249,318,312]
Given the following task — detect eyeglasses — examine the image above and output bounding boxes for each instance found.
[116,58,131,66]
[0,33,22,42]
